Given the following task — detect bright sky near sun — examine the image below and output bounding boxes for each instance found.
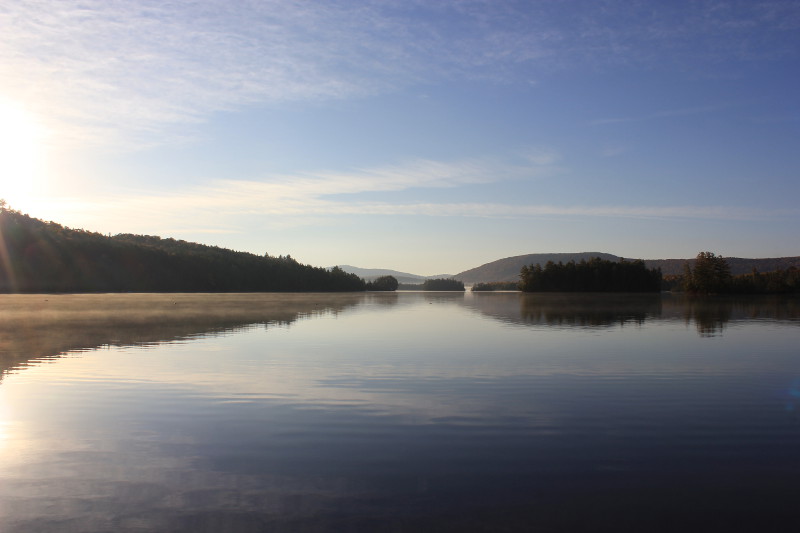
[0,0,798,275]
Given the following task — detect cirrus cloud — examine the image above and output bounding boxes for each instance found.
[2,0,797,147]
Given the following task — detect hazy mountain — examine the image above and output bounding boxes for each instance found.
[455,252,621,284]
[334,265,454,285]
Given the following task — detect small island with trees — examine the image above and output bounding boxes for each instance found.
[398,278,466,291]
[365,275,399,291]
[519,257,662,292]
[421,278,465,291]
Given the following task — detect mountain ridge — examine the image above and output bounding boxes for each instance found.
[3,205,797,289]
[343,253,800,285]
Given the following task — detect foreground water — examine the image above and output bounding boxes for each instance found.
[0,292,799,532]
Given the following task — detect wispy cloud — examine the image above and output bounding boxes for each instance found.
[129,154,553,215]
[520,147,561,166]
[1,1,386,146]
[27,155,794,239]
[2,1,797,147]
[333,203,796,221]
[41,195,793,240]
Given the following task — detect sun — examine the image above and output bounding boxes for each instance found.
[0,98,48,207]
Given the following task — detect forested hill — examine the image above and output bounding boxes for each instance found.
[644,257,800,276]
[0,207,365,293]
[456,252,800,283]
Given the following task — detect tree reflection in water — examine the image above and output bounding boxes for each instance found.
[0,293,368,381]
[463,292,799,337]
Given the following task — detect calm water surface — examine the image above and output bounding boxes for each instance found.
[0,292,799,532]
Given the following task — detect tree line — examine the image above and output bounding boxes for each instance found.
[516,252,799,294]
[678,252,799,294]
[0,205,367,293]
[422,278,465,291]
[3,204,794,295]
[519,257,662,292]
[471,281,518,291]
[396,279,465,291]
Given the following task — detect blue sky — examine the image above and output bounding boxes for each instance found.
[1,0,798,275]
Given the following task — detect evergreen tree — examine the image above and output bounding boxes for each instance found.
[366,275,399,291]
[0,205,367,293]
[683,252,731,294]
[519,257,661,292]
[421,278,465,291]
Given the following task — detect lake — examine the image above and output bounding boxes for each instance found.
[1,292,799,532]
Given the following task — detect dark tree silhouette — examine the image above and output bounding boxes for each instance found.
[519,257,661,292]
[366,275,399,291]
[471,281,518,291]
[0,205,366,293]
[422,278,465,291]
[675,252,799,294]
[683,252,732,294]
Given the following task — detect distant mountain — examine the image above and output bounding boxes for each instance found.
[455,252,800,284]
[455,252,621,284]
[334,265,454,285]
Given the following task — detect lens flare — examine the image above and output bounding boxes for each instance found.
[0,98,48,206]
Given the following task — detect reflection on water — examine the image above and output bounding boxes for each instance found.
[680,296,733,337]
[467,292,800,336]
[0,293,369,380]
[0,292,799,532]
[517,293,659,328]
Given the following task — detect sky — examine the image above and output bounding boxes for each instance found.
[1,0,798,275]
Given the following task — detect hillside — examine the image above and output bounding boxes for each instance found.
[10,202,794,292]
[0,207,365,293]
[645,257,800,276]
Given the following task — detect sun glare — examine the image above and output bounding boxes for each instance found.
[0,98,48,207]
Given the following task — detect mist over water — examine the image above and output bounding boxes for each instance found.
[1,292,799,532]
